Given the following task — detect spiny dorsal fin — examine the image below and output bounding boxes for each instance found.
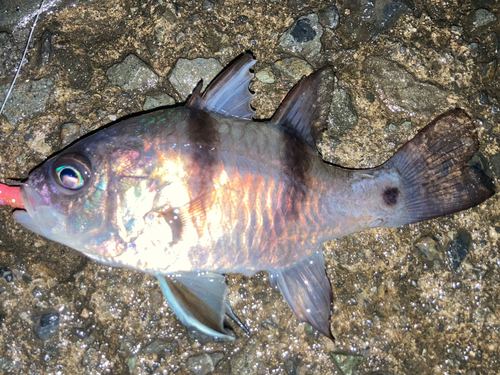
[186,53,256,119]
[271,68,330,148]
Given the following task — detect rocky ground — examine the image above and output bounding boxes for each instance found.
[0,0,500,374]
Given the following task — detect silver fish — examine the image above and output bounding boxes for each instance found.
[2,53,494,340]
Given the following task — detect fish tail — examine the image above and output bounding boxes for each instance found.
[384,109,495,226]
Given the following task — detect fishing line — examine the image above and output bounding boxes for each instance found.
[0,0,46,116]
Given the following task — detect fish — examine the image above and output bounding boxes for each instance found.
[0,53,495,340]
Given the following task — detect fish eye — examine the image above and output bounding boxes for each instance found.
[51,153,92,191]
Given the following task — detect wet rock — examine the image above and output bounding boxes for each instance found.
[0,32,22,77]
[468,152,493,179]
[464,9,498,35]
[479,91,490,105]
[284,355,302,375]
[59,123,80,146]
[37,30,52,68]
[0,267,13,282]
[187,352,224,375]
[143,92,175,111]
[447,228,473,270]
[56,47,93,90]
[0,0,42,32]
[480,59,497,84]
[256,69,275,83]
[279,14,323,60]
[414,236,441,263]
[169,57,223,99]
[328,80,358,136]
[363,56,448,116]
[142,338,179,354]
[274,57,313,81]
[330,352,363,374]
[337,0,411,46]
[319,6,340,30]
[490,153,500,177]
[201,0,215,11]
[107,54,159,92]
[0,77,54,125]
[34,309,60,341]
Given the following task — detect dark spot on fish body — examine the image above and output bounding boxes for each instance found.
[383,187,399,206]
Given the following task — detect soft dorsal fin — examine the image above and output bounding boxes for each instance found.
[271,68,329,148]
[270,250,333,339]
[186,53,256,119]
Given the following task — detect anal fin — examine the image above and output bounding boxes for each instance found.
[270,250,333,339]
[156,272,248,340]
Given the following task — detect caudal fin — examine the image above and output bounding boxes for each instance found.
[385,109,495,225]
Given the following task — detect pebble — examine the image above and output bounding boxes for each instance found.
[447,228,473,270]
[186,352,223,375]
[363,56,448,116]
[143,93,175,111]
[330,352,364,374]
[34,309,60,341]
[0,78,54,126]
[255,69,275,83]
[169,57,223,100]
[279,14,323,59]
[59,123,80,146]
[106,54,159,92]
[274,58,313,80]
[472,9,497,29]
[0,267,13,282]
[319,6,340,30]
[414,236,441,263]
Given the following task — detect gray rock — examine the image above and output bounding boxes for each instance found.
[169,57,223,100]
[274,57,313,80]
[255,69,275,83]
[363,56,448,116]
[0,77,53,125]
[337,0,411,46]
[33,309,59,341]
[143,92,175,111]
[279,14,323,60]
[0,32,22,78]
[464,9,498,35]
[472,9,497,28]
[59,123,80,146]
[328,80,358,136]
[187,353,222,375]
[319,6,340,30]
[414,236,442,262]
[490,153,500,177]
[447,228,473,270]
[106,54,159,92]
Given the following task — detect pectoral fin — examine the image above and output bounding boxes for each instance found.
[270,251,333,339]
[156,272,248,340]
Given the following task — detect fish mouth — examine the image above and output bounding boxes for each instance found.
[13,185,46,236]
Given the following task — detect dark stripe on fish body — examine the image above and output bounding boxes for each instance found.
[185,109,221,234]
[280,129,312,221]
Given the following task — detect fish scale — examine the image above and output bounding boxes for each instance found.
[0,53,494,340]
